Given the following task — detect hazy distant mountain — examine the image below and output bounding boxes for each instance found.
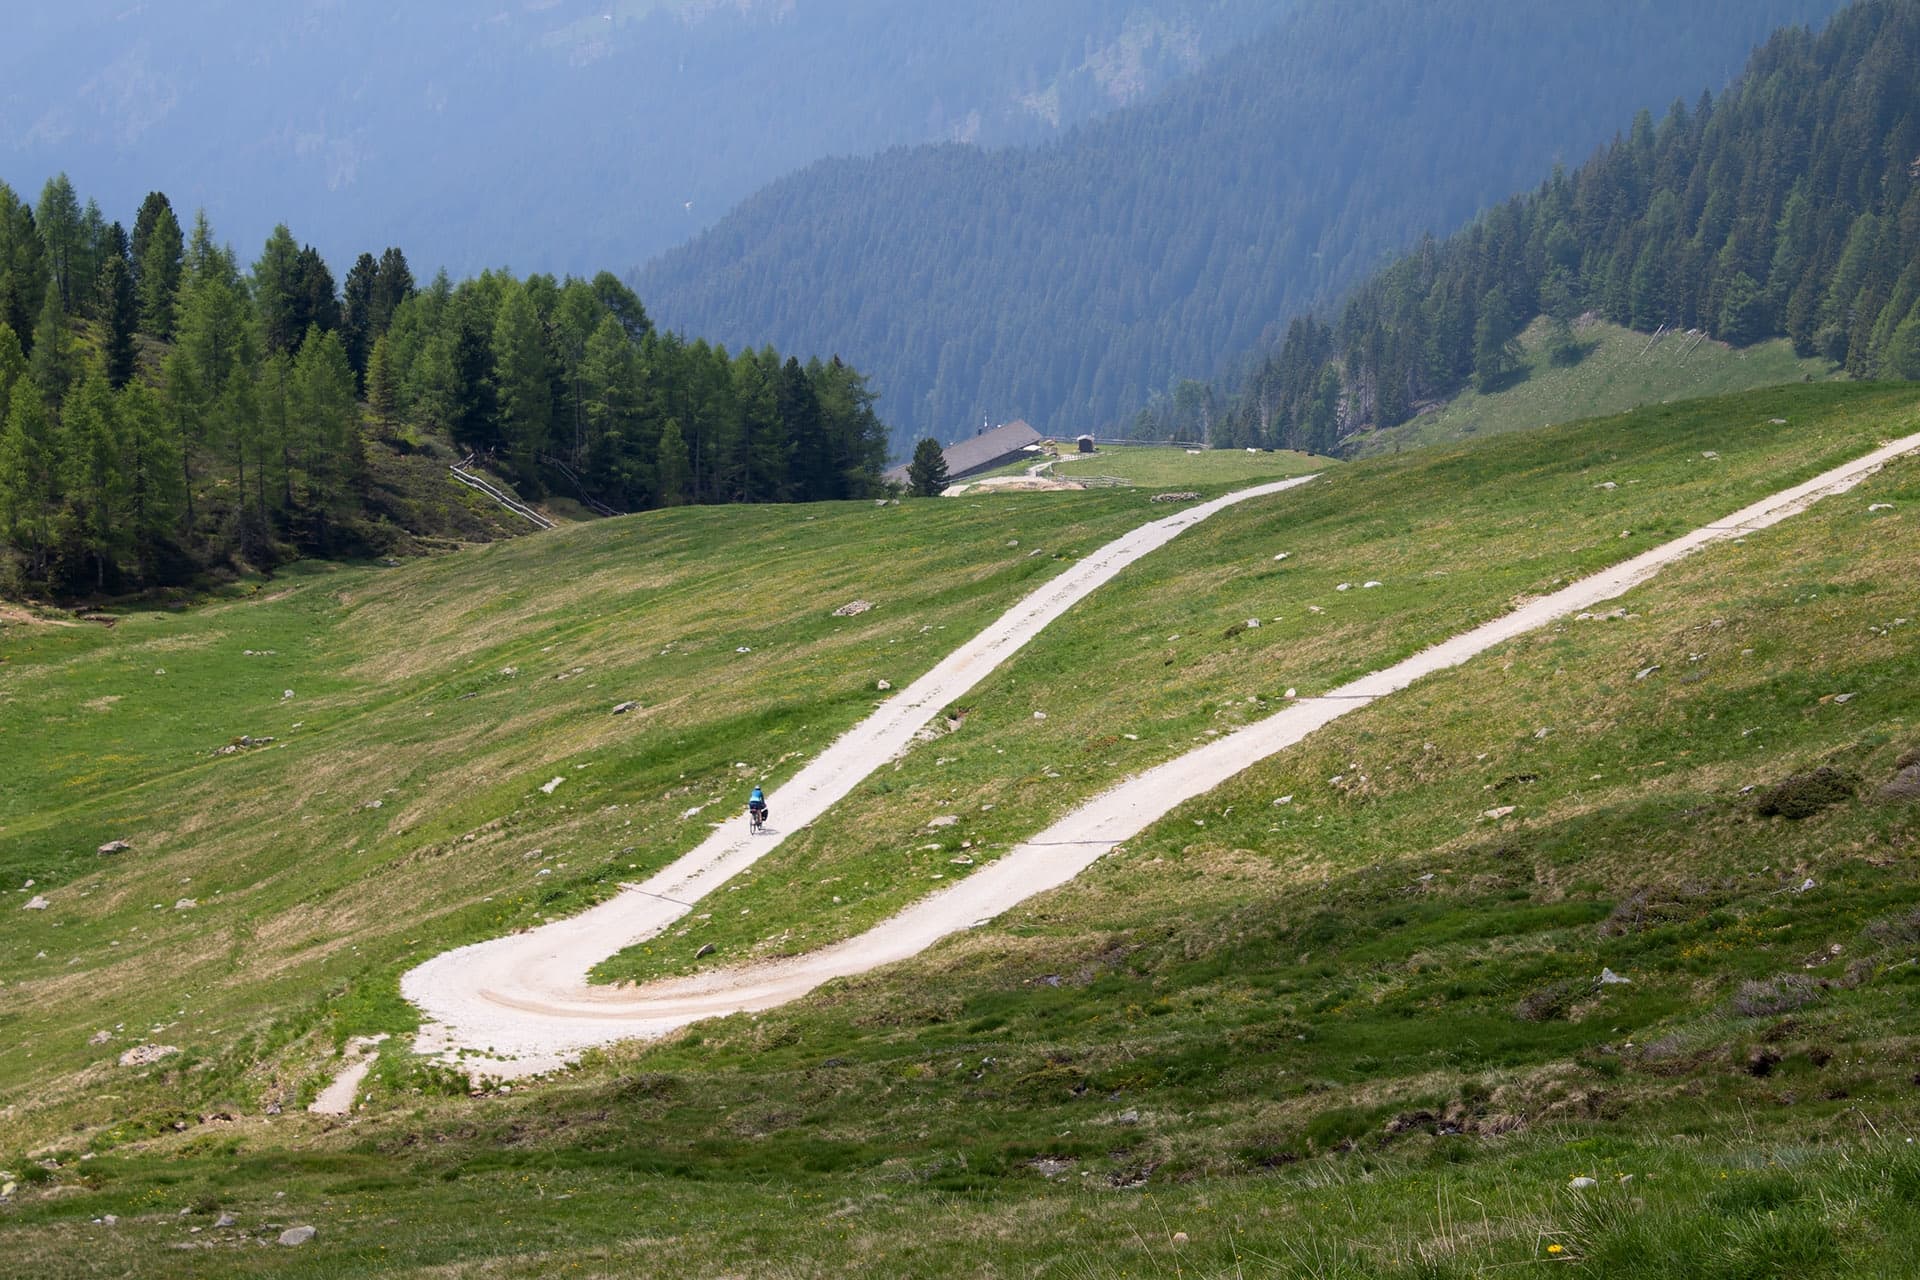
[0,0,1284,275]
[637,0,1851,452]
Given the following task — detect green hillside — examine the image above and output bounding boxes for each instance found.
[640,0,1846,450]
[1222,0,1920,454]
[1355,318,1838,456]
[4,384,1918,1275]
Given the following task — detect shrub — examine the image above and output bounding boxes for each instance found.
[1754,767,1857,819]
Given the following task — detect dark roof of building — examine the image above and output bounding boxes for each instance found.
[941,420,1043,477]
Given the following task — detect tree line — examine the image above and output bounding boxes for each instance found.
[1205,0,1920,453]
[0,179,888,596]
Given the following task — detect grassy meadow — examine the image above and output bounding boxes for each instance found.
[3,382,1919,1276]
[596,383,1918,983]
[1358,318,1838,457]
[1045,446,1329,488]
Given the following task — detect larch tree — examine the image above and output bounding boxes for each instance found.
[60,370,130,588]
[491,284,555,478]
[0,384,61,581]
[252,225,304,356]
[34,175,85,313]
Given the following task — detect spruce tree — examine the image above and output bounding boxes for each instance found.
[0,185,50,352]
[655,419,690,506]
[341,252,379,380]
[130,193,173,284]
[136,205,184,339]
[372,248,415,333]
[293,245,340,338]
[906,437,948,496]
[98,256,139,389]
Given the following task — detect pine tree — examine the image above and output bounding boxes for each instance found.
[906,437,948,496]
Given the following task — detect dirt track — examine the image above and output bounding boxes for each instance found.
[402,434,1919,1078]
[402,475,1320,1073]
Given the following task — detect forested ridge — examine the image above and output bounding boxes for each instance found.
[1214,0,1920,453]
[0,179,887,598]
[639,0,1847,453]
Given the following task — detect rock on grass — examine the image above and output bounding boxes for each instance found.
[1878,764,1920,803]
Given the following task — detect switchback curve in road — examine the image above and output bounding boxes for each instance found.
[403,475,1320,1072]
[406,433,1920,1077]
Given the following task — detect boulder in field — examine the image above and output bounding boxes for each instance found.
[278,1226,316,1246]
[97,840,132,855]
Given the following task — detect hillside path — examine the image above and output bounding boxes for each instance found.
[406,433,1919,1078]
[403,476,1320,1072]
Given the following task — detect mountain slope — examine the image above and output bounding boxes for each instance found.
[0,1,1282,275]
[638,0,1849,452]
[1221,0,1920,453]
[5,385,1919,1275]
[1351,317,1836,457]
